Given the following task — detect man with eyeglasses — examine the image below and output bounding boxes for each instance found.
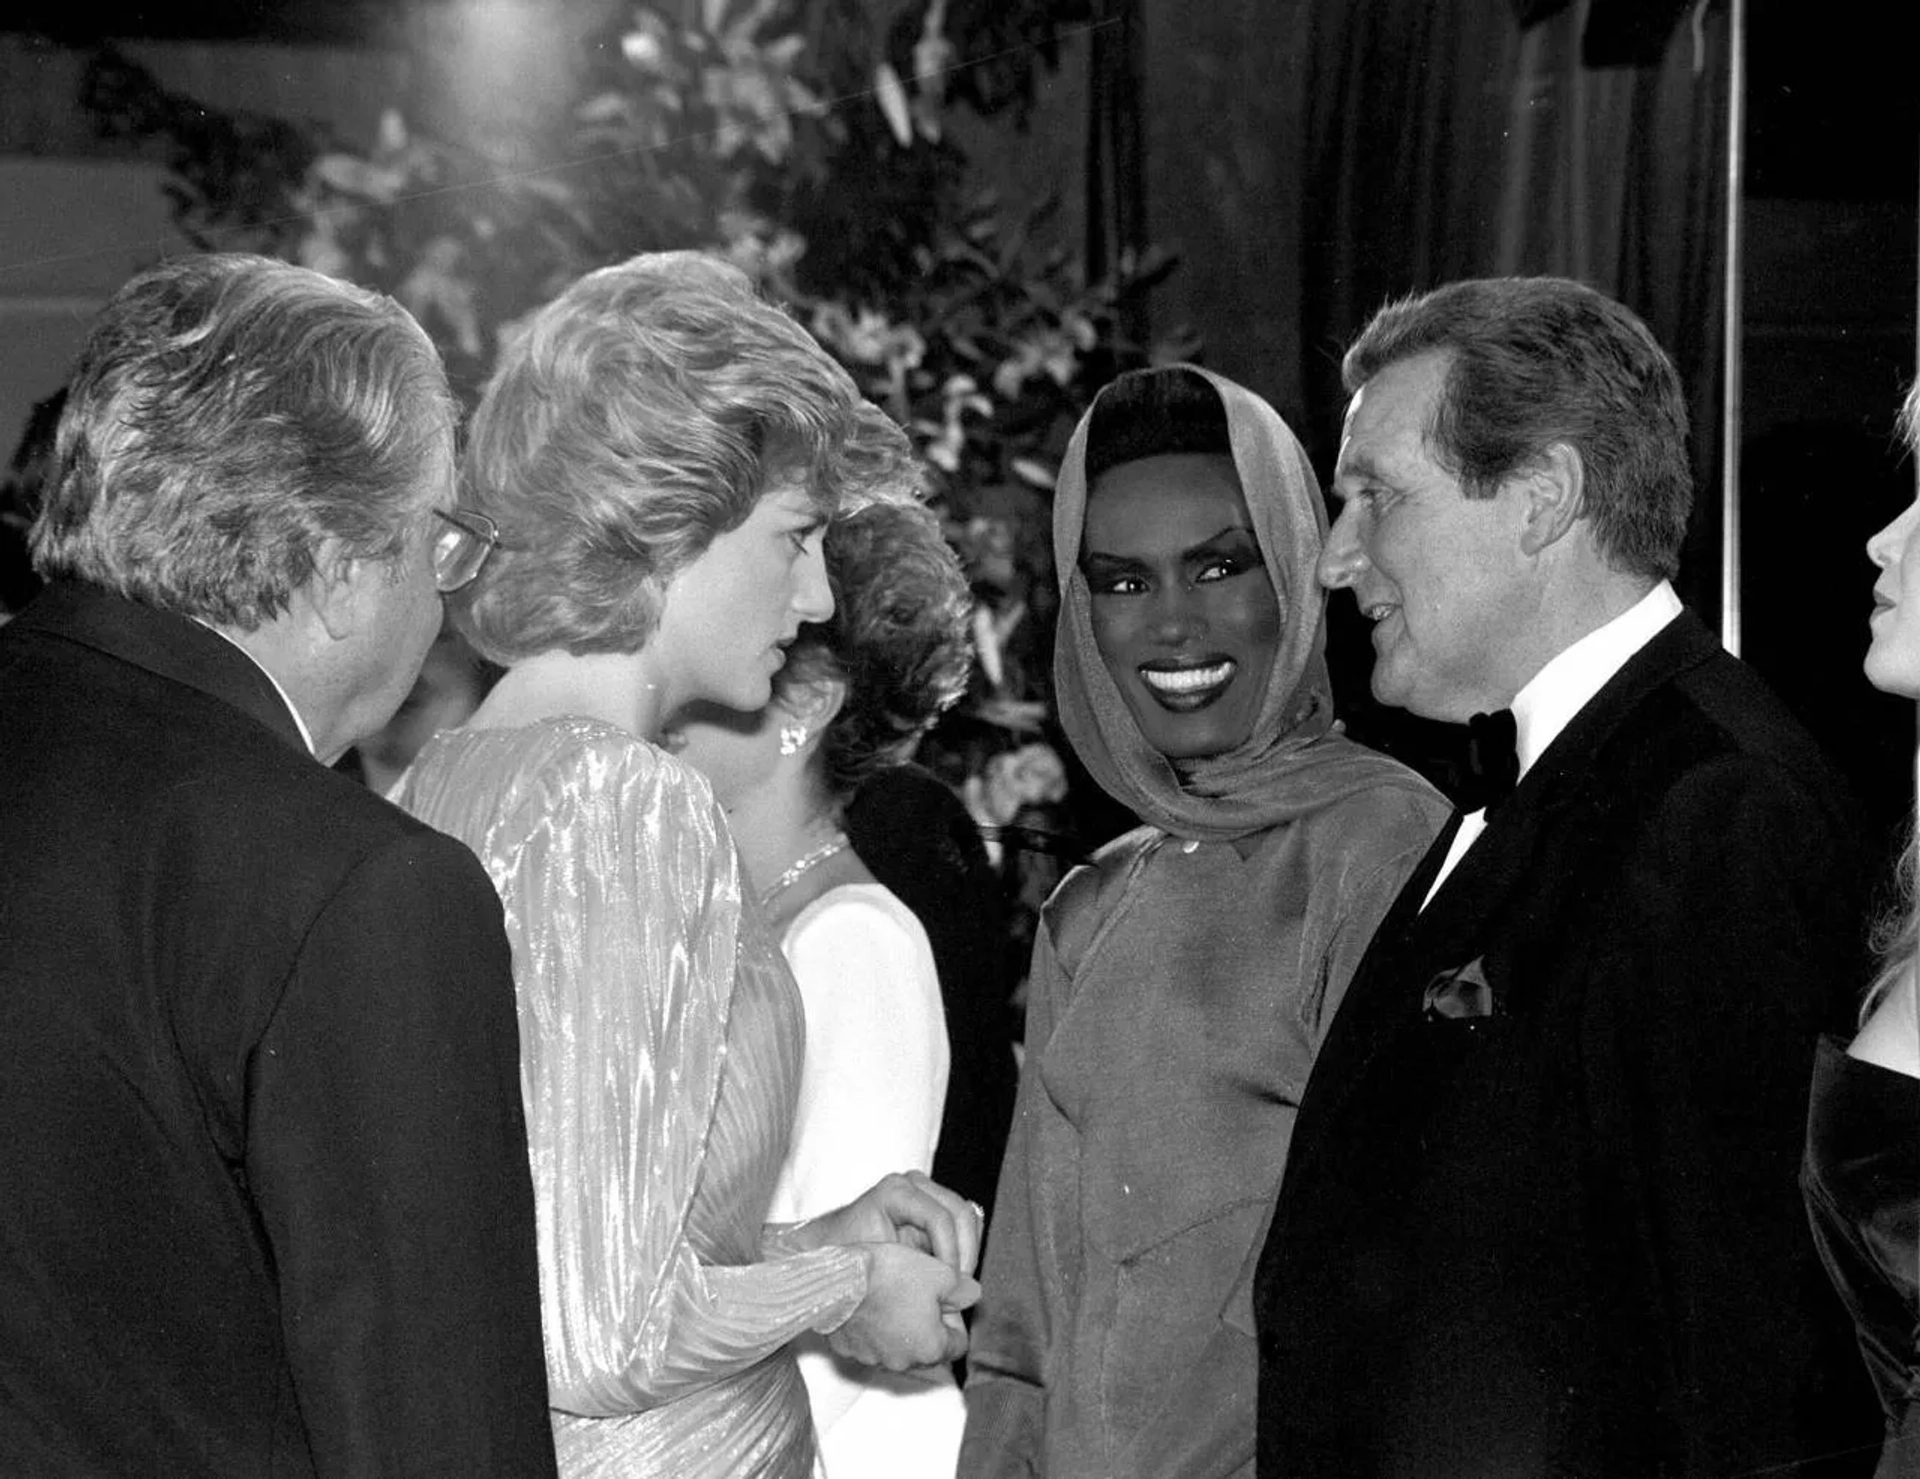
[0,254,557,1476]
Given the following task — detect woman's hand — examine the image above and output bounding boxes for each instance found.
[800,1170,983,1276]
[826,1243,980,1371]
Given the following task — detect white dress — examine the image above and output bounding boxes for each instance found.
[767,881,966,1479]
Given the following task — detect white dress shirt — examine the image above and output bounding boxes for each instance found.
[1420,581,1684,910]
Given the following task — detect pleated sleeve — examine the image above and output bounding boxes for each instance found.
[425,726,867,1417]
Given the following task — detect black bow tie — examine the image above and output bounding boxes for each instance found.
[1458,709,1519,815]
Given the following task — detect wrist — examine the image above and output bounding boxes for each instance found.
[814,1244,872,1335]
[762,1215,831,1257]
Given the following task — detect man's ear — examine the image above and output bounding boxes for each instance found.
[303,537,370,643]
[1516,442,1585,558]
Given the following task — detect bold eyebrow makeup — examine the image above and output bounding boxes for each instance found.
[1084,523,1254,565]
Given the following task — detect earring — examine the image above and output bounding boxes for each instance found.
[778,722,808,757]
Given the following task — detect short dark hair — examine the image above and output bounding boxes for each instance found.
[32,253,453,627]
[780,489,973,804]
[1343,276,1691,581]
[1083,365,1232,483]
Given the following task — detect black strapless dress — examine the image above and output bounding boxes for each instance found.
[1804,1035,1920,1479]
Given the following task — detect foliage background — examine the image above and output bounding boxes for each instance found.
[75,0,1190,964]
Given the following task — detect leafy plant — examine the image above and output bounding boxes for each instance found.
[76,0,1189,890]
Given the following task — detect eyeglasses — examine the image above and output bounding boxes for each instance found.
[430,508,503,594]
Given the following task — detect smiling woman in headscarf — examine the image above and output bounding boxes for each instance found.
[958,366,1448,1479]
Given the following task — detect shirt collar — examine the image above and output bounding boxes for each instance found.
[1510,580,1682,779]
[190,618,318,756]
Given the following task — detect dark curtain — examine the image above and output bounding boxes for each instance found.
[1296,0,1727,602]
[1084,0,1149,348]
[1140,0,1730,767]
[1488,0,1730,620]
[1294,1,1519,454]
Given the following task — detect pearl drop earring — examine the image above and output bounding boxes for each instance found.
[778,723,808,757]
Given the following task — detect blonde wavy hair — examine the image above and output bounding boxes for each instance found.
[455,251,861,664]
[1863,377,1920,1023]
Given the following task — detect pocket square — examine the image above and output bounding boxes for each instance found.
[1422,956,1497,1020]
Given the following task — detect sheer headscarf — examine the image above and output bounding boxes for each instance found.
[1054,364,1412,842]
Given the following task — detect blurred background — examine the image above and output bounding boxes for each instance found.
[3,0,1916,939]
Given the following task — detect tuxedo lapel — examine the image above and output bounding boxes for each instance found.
[1284,812,1461,1156]
[1403,611,1722,964]
[1400,800,1547,968]
[1369,809,1461,959]
[1293,610,1726,1166]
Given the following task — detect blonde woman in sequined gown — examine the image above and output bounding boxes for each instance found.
[393,254,981,1478]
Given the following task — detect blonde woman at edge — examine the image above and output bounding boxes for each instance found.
[1802,381,1920,1479]
[671,427,975,1477]
[392,253,980,1478]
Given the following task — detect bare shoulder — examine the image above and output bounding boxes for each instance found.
[1850,967,1920,1079]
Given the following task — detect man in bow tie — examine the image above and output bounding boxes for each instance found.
[1252,277,1879,1476]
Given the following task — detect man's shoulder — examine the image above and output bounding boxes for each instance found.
[1668,642,1837,761]
[1533,641,1863,932]
[1536,611,1846,813]
[218,741,489,904]
[5,632,476,896]
[1609,640,1850,810]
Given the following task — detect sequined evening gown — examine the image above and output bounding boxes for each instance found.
[396,716,867,1478]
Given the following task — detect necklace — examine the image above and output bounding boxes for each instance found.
[760,832,849,907]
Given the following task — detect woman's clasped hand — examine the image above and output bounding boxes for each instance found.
[782,1170,983,1371]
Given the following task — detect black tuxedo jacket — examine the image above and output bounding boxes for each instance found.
[1253,611,1882,1478]
[0,584,556,1477]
